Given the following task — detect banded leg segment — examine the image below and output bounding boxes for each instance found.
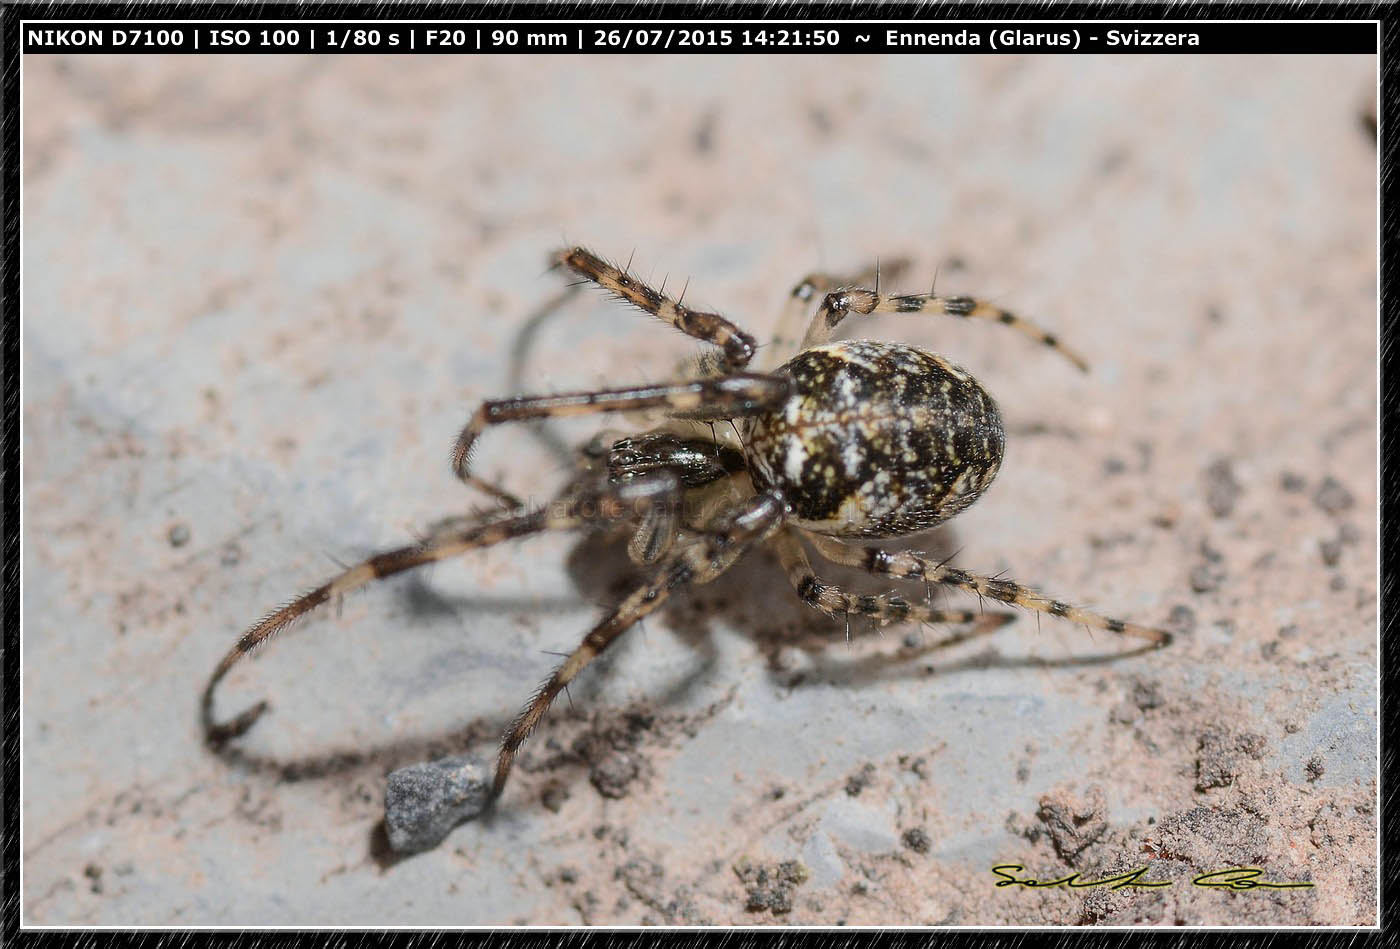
[802,532,1171,647]
[771,530,1013,643]
[451,373,791,508]
[202,474,683,745]
[492,490,786,796]
[799,286,1089,373]
[556,246,758,371]
[765,259,912,370]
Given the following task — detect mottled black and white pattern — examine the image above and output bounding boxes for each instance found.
[746,340,1005,537]
[204,244,1169,815]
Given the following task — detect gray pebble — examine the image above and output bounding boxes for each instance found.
[384,754,490,853]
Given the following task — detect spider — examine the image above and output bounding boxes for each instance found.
[203,245,1170,801]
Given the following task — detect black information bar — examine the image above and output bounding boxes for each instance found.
[20,21,1378,55]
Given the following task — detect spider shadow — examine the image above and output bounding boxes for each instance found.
[559,521,1164,695]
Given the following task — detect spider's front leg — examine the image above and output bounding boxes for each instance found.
[450,373,791,509]
[491,490,787,798]
[764,258,912,370]
[554,246,758,371]
[801,284,1090,372]
[202,472,683,746]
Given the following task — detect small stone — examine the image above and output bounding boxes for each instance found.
[1319,537,1343,567]
[590,750,640,799]
[168,524,190,547]
[902,827,931,853]
[1195,727,1267,791]
[777,860,809,885]
[1279,471,1306,493]
[735,858,807,915]
[541,780,569,813]
[1204,458,1243,518]
[1167,605,1197,635]
[1131,679,1164,710]
[1036,786,1108,865]
[384,754,490,853]
[845,762,876,797]
[1305,755,1326,782]
[1189,565,1221,594]
[1313,477,1354,516]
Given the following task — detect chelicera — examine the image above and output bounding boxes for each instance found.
[203,246,1169,800]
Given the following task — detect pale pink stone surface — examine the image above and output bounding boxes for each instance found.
[22,53,1375,925]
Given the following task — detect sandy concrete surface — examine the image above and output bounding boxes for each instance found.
[22,53,1376,926]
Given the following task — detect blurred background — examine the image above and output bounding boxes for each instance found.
[23,53,1376,924]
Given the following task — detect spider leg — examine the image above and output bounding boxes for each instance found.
[799,284,1090,373]
[554,246,758,371]
[770,530,1014,639]
[764,259,912,370]
[491,490,786,798]
[202,473,683,745]
[802,532,1171,648]
[451,373,790,508]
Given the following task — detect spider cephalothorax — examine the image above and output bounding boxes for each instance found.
[204,245,1168,805]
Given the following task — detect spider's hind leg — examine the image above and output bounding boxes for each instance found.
[491,490,786,798]
[202,471,684,746]
[802,532,1170,649]
[771,529,1014,646]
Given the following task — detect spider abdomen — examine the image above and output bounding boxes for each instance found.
[745,340,1005,538]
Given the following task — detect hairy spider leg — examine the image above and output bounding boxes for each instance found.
[202,473,683,745]
[800,286,1090,373]
[802,532,1171,648]
[451,374,791,509]
[764,258,912,370]
[769,530,1015,642]
[555,246,759,371]
[492,490,786,797]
